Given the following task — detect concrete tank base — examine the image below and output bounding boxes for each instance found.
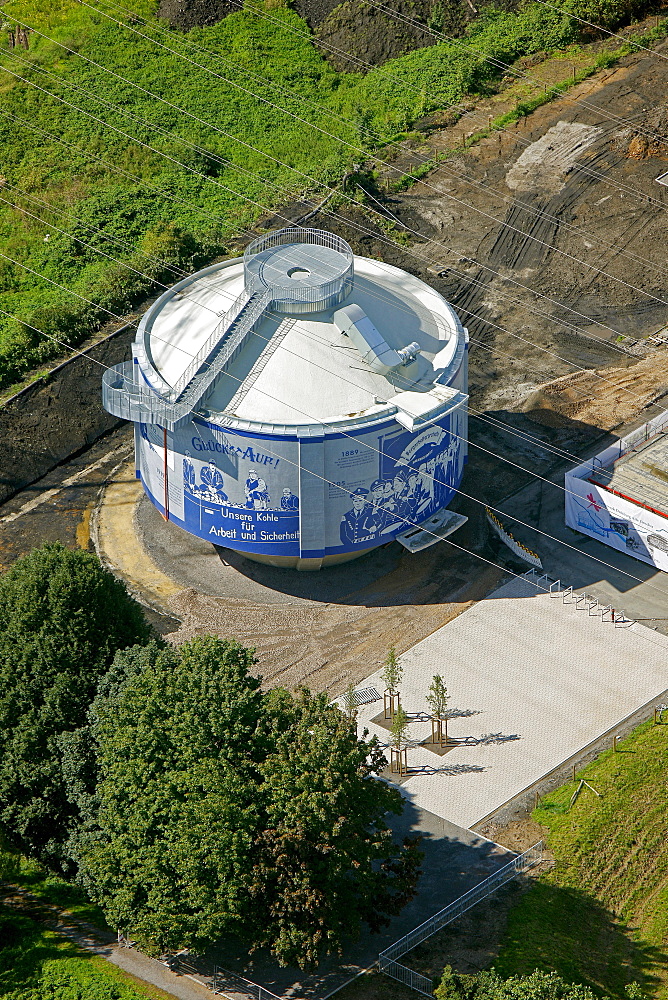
[236,548,374,572]
[133,489,407,604]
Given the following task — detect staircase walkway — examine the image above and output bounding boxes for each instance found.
[175,288,272,412]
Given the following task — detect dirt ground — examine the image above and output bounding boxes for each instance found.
[282,29,668,516]
[163,548,503,697]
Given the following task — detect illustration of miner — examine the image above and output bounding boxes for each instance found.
[382,467,412,531]
[405,467,429,520]
[183,451,196,493]
[280,488,299,510]
[340,487,377,546]
[245,469,269,510]
[435,440,456,508]
[369,479,388,533]
[199,460,228,502]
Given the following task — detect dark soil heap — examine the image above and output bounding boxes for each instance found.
[156,0,506,70]
[302,0,448,71]
[157,0,242,32]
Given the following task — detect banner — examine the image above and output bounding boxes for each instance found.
[565,473,668,572]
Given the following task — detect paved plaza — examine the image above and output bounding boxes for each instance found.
[348,576,668,830]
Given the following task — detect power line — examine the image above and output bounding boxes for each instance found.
[1,88,665,456]
[361,0,668,144]
[5,175,611,479]
[77,0,668,193]
[1,7,668,616]
[0,191,607,477]
[1,50,662,370]
[4,239,668,606]
[30,2,667,326]
[531,0,668,59]
[1,33,665,459]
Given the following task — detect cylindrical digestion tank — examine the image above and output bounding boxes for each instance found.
[103,228,469,570]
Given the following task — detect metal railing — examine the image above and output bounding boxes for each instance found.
[102,361,193,430]
[212,965,283,1000]
[379,842,543,965]
[244,227,354,309]
[171,287,251,399]
[177,289,271,409]
[102,227,356,429]
[380,960,435,997]
[102,289,272,430]
[522,570,636,628]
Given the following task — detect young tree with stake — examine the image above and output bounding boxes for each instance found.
[426,674,449,747]
[390,705,410,775]
[381,646,403,718]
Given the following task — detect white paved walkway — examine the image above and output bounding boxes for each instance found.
[349,577,668,829]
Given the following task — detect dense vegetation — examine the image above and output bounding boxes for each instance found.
[0,542,151,869]
[435,967,642,1000]
[71,637,420,966]
[0,0,655,389]
[0,543,419,969]
[494,721,668,999]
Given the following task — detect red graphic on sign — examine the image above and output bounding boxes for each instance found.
[586,492,602,511]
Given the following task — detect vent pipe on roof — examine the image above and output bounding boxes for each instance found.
[333,304,421,375]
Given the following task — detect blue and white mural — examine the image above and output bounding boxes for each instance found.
[136,401,467,560]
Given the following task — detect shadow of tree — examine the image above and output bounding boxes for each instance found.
[408,764,487,776]
[491,879,667,998]
[0,904,80,991]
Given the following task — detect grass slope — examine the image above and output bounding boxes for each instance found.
[495,721,668,999]
[0,0,653,388]
[0,841,171,999]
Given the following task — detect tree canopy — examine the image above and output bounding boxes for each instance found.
[76,639,420,967]
[381,646,402,695]
[252,688,421,967]
[427,674,448,720]
[0,542,151,868]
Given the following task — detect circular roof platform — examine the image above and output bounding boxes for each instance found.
[244,228,354,314]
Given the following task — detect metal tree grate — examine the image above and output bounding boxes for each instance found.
[350,686,381,707]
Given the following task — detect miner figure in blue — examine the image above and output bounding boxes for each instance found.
[280,488,299,510]
[199,460,228,502]
[340,487,377,546]
[245,469,270,510]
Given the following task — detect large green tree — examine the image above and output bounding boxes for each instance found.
[253,688,421,967]
[0,542,151,868]
[75,638,264,952]
[76,641,420,966]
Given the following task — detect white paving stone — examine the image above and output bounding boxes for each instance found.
[348,577,668,830]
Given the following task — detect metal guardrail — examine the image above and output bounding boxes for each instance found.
[102,227,356,429]
[178,289,271,410]
[244,227,354,311]
[212,965,283,1000]
[380,960,435,997]
[171,286,252,399]
[102,361,193,430]
[522,570,635,626]
[379,842,543,966]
